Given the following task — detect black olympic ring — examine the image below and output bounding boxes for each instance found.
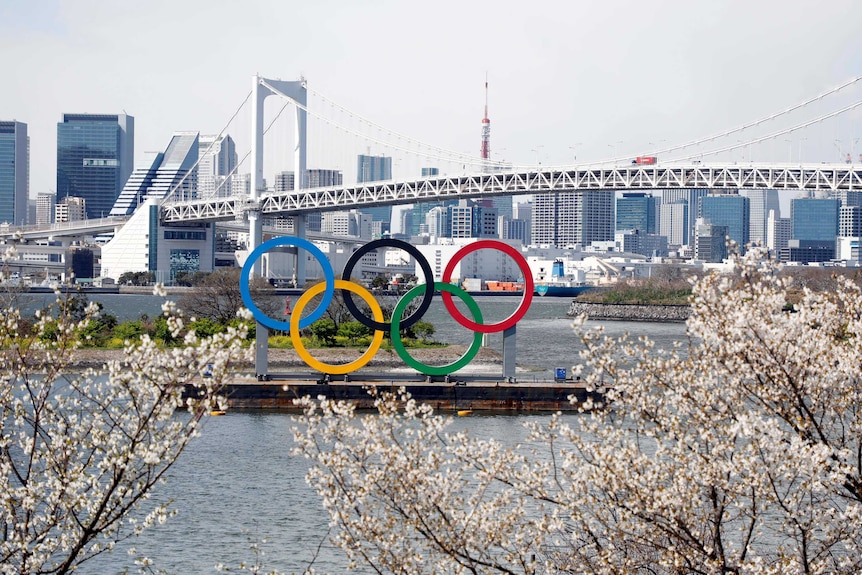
[340,238,435,331]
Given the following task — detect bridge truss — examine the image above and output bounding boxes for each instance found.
[161,163,862,224]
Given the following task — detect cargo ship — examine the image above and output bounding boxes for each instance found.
[534,259,591,297]
[485,280,524,292]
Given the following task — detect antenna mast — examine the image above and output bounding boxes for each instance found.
[480,74,491,163]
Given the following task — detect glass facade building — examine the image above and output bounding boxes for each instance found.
[699,194,750,250]
[356,154,392,229]
[57,113,134,219]
[616,192,656,233]
[791,198,839,242]
[0,120,28,225]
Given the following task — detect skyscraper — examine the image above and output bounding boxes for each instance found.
[197,134,237,198]
[616,192,657,233]
[357,154,392,229]
[110,132,198,216]
[532,191,614,248]
[741,189,780,247]
[0,120,28,225]
[660,189,708,244]
[791,197,839,241]
[699,194,750,250]
[57,113,134,219]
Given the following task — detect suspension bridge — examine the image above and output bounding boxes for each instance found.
[5,73,862,244]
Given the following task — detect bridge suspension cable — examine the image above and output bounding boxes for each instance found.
[649,74,862,160]
[160,89,253,205]
[305,85,492,171]
[672,97,862,162]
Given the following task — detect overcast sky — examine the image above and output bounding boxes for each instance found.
[3,0,862,202]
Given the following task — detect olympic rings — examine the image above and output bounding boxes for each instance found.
[441,240,534,333]
[341,238,435,331]
[290,280,385,374]
[391,282,483,376]
[241,236,535,376]
[240,236,335,331]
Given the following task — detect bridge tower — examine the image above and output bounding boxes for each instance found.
[250,75,308,377]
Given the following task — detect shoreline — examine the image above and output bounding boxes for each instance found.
[66,344,508,372]
[568,301,690,322]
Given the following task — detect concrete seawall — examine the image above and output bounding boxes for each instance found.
[567,301,690,322]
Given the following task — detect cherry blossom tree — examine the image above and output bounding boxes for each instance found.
[294,248,862,574]
[0,270,252,574]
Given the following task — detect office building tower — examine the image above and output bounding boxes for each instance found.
[840,205,862,237]
[513,200,532,244]
[741,189,780,247]
[767,209,791,253]
[357,154,392,227]
[616,229,669,258]
[274,171,295,192]
[699,194,750,250]
[425,206,450,238]
[660,189,708,242]
[57,113,134,218]
[110,132,199,216]
[694,220,729,263]
[55,196,86,222]
[0,121,29,225]
[321,210,371,238]
[660,201,689,246]
[197,134,237,198]
[306,169,343,188]
[531,191,614,248]
[616,192,657,233]
[791,198,839,241]
[35,192,55,225]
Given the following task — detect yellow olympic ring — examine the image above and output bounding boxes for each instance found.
[289,279,385,375]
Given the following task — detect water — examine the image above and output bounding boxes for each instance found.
[47,294,686,574]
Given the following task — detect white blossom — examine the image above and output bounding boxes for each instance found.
[0,293,252,574]
[295,247,862,574]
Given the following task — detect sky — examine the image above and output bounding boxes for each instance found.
[3,0,862,211]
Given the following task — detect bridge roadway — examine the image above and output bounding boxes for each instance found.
[162,161,862,223]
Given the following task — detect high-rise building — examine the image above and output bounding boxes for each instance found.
[321,210,371,238]
[35,192,55,225]
[57,113,134,219]
[767,209,792,254]
[791,198,839,241]
[425,206,450,238]
[699,194,750,250]
[660,201,689,246]
[110,132,198,216]
[741,189,780,247]
[357,154,392,228]
[197,134,237,198]
[532,191,614,248]
[660,189,708,243]
[0,120,29,225]
[840,205,862,237]
[306,169,342,188]
[616,192,657,233]
[55,196,86,222]
[694,219,729,263]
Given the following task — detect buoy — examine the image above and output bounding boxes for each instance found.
[457,409,473,416]
[210,410,227,416]
[284,296,292,315]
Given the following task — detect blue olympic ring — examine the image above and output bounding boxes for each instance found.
[240,236,335,330]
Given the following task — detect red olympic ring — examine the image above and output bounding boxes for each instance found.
[441,240,534,333]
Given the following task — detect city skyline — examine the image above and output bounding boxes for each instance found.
[2,0,862,203]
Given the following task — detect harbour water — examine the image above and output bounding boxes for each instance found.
[44,294,687,573]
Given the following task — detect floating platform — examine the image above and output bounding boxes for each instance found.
[209,374,601,413]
